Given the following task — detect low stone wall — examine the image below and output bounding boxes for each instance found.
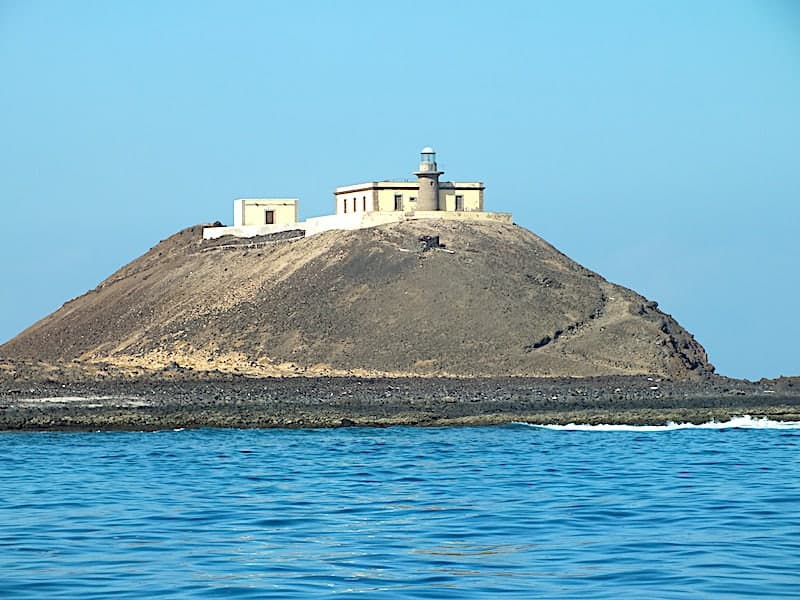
[202,223,296,240]
[414,211,513,224]
[203,210,513,240]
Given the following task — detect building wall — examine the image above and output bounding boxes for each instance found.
[375,186,418,212]
[334,189,378,215]
[235,199,298,227]
[334,182,418,215]
[439,185,483,212]
[334,182,483,214]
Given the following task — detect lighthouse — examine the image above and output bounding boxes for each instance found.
[414,147,444,211]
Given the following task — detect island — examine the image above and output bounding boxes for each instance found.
[2,149,797,430]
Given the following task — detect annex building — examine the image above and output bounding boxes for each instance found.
[203,148,511,240]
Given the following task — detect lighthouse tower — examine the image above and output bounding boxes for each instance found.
[414,147,444,211]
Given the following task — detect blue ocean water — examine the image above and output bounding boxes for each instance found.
[2,420,799,598]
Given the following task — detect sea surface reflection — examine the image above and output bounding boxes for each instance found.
[1,421,799,598]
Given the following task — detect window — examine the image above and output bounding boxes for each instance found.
[343,198,347,213]
[362,196,366,212]
[265,210,275,224]
[455,195,464,211]
[394,194,403,211]
[352,197,357,213]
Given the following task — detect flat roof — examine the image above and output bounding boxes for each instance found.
[236,198,298,203]
[335,181,484,194]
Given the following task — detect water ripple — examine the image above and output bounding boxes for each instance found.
[1,424,799,598]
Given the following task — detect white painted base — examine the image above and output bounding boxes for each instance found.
[202,210,514,240]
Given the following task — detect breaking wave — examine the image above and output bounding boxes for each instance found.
[524,415,800,431]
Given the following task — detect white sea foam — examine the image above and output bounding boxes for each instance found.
[523,415,800,431]
[16,396,150,407]
[19,396,115,402]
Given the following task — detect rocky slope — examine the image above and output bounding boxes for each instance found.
[1,220,713,378]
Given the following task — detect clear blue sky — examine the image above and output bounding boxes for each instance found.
[1,1,798,379]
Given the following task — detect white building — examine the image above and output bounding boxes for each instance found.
[334,148,484,215]
[203,148,511,240]
[234,198,298,227]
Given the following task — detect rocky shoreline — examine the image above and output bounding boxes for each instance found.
[1,372,798,431]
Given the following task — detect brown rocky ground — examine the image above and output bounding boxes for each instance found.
[1,220,712,379]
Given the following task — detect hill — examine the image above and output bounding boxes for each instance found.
[1,220,713,378]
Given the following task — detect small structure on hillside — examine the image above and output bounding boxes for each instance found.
[234,198,298,227]
[203,148,511,240]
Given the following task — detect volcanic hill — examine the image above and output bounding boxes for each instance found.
[1,220,713,378]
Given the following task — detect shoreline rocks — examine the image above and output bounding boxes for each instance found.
[1,374,797,432]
